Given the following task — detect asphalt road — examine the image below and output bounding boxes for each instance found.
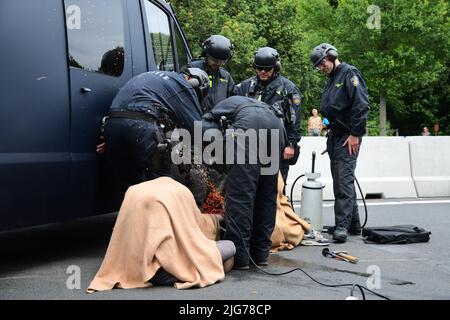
[1,199,449,301]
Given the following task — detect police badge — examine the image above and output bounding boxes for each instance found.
[293,94,301,107]
[351,75,359,87]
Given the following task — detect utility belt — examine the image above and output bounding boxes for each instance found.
[329,119,351,137]
[108,110,174,171]
[109,107,177,132]
[108,110,159,124]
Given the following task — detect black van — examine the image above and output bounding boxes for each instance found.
[0,0,193,231]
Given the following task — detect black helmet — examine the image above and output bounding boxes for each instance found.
[310,43,338,67]
[183,67,210,101]
[253,47,281,71]
[201,35,233,61]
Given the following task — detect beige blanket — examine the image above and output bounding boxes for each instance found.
[271,174,311,252]
[87,177,224,292]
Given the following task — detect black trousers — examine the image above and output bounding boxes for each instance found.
[224,163,278,265]
[104,118,170,200]
[280,160,289,193]
[327,133,361,230]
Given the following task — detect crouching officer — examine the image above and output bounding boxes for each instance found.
[188,35,236,112]
[236,47,302,186]
[202,96,287,269]
[311,43,369,243]
[103,68,208,200]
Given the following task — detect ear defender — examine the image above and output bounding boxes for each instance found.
[323,44,338,59]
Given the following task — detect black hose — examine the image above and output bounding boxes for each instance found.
[355,176,368,228]
[227,214,389,300]
[289,174,305,209]
[289,156,368,229]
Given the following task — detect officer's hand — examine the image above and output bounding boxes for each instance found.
[343,135,359,156]
[96,142,106,155]
[283,146,295,160]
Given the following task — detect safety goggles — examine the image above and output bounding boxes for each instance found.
[255,66,274,72]
[315,58,327,70]
[207,56,226,65]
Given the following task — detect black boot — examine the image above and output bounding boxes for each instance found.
[333,226,348,243]
[348,222,362,236]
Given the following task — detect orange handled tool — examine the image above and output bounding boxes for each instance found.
[335,252,359,263]
[322,248,359,264]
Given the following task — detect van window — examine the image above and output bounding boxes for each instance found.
[65,0,125,77]
[174,27,189,70]
[144,1,175,71]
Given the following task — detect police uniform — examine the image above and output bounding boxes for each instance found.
[320,62,369,233]
[202,96,287,268]
[236,74,302,184]
[104,71,203,199]
[189,58,235,112]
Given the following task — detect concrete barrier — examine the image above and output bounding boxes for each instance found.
[355,137,417,199]
[409,136,450,197]
[286,136,418,201]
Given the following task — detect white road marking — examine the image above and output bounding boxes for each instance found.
[293,199,450,208]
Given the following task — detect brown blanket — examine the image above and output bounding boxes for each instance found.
[271,174,311,252]
[87,177,224,292]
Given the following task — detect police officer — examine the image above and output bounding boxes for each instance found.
[103,68,208,200]
[311,43,370,243]
[188,35,236,112]
[236,47,302,186]
[202,96,287,269]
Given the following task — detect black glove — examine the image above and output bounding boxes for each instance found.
[289,144,301,165]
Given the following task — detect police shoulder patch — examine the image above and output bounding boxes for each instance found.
[350,75,359,87]
[293,94,301,106]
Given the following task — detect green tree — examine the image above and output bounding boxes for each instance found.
[173,0,449,136]
[305,0,449,135]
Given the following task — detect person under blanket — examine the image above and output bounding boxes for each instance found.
[87,177,235,292]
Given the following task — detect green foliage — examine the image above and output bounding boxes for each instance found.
[172,0,449,136]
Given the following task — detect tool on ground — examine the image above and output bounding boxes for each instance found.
[322,248,359,264]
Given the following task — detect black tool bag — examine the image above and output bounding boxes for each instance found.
[362,225,431,244]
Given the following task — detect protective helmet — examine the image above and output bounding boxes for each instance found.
[201,35,234,61]
[253,47,281,71]
[310,43,338,67]
[183,67,210,101]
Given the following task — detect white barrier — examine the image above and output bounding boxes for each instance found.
[355,137,417,199]
[286,136,418,201]
[409,136,450,197]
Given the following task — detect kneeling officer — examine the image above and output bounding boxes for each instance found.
[202,96,287,269]
[104,68,209,200]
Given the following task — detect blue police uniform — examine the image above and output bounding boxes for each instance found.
[202,96,287,268]
[189,59,235,112]
[320,62,369,236]
[236,74,302,184]
[105,71,203,199]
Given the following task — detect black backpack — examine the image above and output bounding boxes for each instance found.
[362,225,431,244]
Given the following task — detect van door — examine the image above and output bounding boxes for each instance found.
[64,0,132,217]
[0,0,70,231]
[141,0,192,72]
